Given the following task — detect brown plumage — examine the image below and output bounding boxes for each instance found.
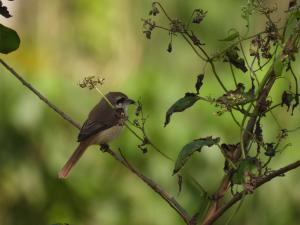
[58,92,135,179]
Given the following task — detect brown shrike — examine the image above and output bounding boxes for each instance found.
[58,92,135,179]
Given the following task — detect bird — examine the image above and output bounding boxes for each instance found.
[58,92,135,179]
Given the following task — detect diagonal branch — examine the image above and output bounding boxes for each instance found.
[0,58,191,224]
[0,58,81,130]
[202,160,300,225]
[106,147,191,224]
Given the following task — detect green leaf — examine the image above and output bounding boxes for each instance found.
[0,23,20,54]
[164,93,200,127]
[219,30,239,42]
[173,136,220,174]
[232,157,257,185]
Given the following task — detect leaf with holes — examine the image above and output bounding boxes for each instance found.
[164,93,200,127]
[173,136,220,174]
[0,23,20,54]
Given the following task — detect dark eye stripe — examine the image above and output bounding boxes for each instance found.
[117,97,126,104]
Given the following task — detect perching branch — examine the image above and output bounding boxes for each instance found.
[0,58,191,224]
[0,58,81,130]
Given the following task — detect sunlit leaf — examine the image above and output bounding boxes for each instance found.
[164,93,200,127]
[173,136,220,174]
[0,23,20,54]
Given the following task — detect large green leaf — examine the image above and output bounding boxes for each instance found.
[164,93,200,127]
[0,23,20,54]
[173,136,220,174]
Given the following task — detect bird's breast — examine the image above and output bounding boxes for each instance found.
[90,125,124,145]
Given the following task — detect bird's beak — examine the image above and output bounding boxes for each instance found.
[125,98,135,105]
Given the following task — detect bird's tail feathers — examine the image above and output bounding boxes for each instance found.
[58,142,88,179]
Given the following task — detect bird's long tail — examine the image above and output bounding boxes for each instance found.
[58,142,89,179]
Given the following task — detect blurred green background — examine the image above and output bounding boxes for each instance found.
[1,0,300,225]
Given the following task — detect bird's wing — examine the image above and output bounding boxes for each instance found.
[77,103,120,142]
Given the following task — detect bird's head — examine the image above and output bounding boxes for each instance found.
[106,92,135,109]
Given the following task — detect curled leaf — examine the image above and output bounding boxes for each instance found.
[173,136,220,174]
[192,9,207,24]
[164,93,200,127]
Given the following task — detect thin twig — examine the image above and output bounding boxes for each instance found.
[0,58,81,129]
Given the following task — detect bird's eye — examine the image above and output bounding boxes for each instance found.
[116,97,126,105]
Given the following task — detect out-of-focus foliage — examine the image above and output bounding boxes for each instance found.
[0,1,300,225]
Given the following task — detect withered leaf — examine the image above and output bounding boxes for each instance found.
[164,93,200,127]
[192,9,207,24]
[224,47,248,73]
[195,74,204,94]
[264,143,275,157]
[0,2,12,18]
[288,0,297,11]
[281,90,293,111]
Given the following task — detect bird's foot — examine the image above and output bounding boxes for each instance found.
[100,144,109,152]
